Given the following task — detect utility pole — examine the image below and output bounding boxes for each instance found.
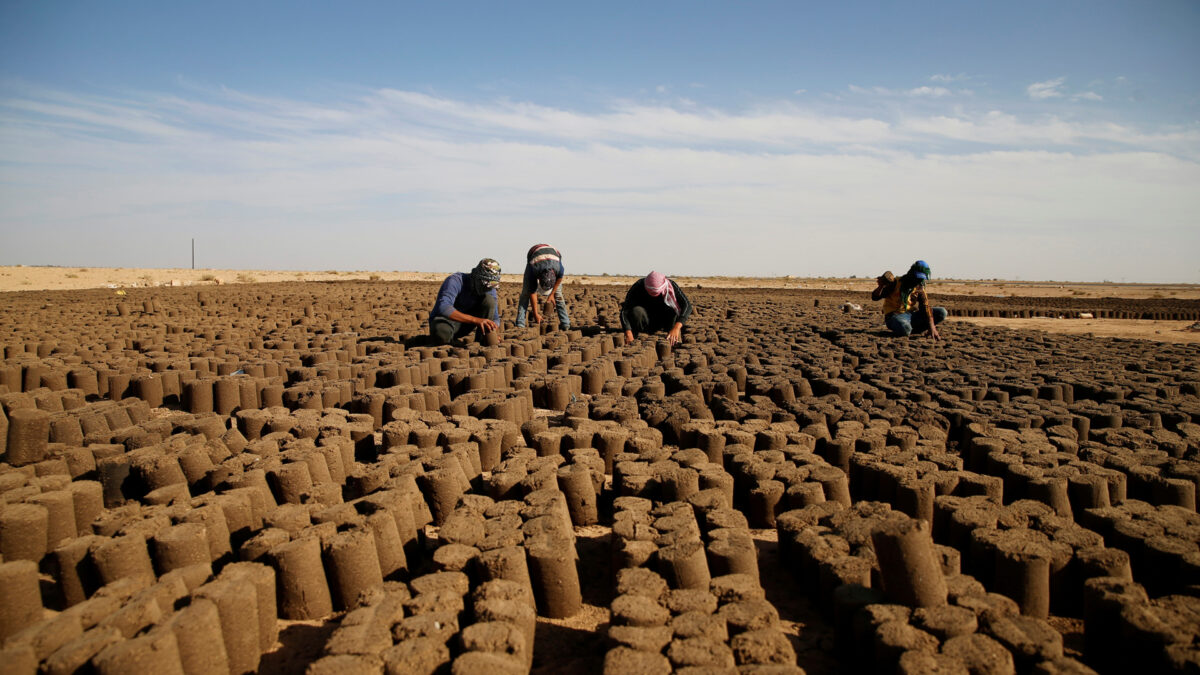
[191,239,195,269]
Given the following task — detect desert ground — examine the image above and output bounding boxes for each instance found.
[4,265,1199,345]
[1,268,1198,674]
[4,265,1199,299]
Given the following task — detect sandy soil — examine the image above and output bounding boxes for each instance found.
[949,317,1200,344]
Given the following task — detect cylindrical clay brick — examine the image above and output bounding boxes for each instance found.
[993,535,1051,619]
[270,536,334,620]
[473,579,538,668]
[870,518,948,608]
[526,531,582,619]
[91,534,156,585]
[0,560,44,641]
[707,530,760,580]
[477,546,534,594]
[323,527,384,610]
[41,625,124,675]
[93,625,186,675]
[152,523,212,574]
[67,480,105,536]
[52,535,104,607]
[5,407,51,466]
[220,562,279,653]
[27,490,77,551]
[194,577,260,675]
[557,465,599,526]
[658,540,711,591]
[364,511,407,578]
[0,502,50,562]
[165,598,232,675]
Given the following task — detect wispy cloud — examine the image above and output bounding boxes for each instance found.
[1027,77,1066,99]
[907,86,952,98]
[1,83,1197,280]
[849,84,959,99]
[1074,91,1103,102]
[930,73,970,83]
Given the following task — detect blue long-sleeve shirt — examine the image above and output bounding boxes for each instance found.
[429,272,499,323]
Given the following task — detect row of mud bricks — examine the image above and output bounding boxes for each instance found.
[2,281,1199,674]
[604,436,802,675]
[946,308,1200,321]
[0,394,603,674]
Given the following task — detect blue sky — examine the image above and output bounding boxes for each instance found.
[2,1,1198,281]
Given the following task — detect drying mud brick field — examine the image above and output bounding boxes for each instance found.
[2,276,1200,674]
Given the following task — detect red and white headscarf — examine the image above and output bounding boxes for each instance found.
[645,271,680,314]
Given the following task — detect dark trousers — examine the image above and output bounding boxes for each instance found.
[429,295,498,345]
[626,304,676,337]
[886,307,947,336]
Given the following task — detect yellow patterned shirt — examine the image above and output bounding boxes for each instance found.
[882,283,927,316]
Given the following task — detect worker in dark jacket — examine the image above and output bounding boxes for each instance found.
[428,258,501,345]
[621,271,692,346]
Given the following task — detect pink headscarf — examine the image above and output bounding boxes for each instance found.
[645,271,680,314]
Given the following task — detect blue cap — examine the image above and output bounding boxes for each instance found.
[910,260,931,281]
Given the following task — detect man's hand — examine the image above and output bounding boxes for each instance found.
[667,324,682,345]
[623,330,635,346]
[529,303,542,324]
[477,318,498,333]
[928,326,941,341]
[543,297,556,317]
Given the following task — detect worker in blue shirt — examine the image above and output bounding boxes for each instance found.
[428,258,502,345]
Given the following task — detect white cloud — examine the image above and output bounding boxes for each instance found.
[848,84,885,96]
[907,86,952,98]
[1027,77,1066,99]
[1,84,1197,281]
[930,73,969,83]
[1074,91,1103,101]
[850,84,956,98]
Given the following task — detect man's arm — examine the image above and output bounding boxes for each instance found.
[918,287,940,340]
[434,274,463,318]
[872,272,896,301]
[524,266,542,323]
[446,309,496,332]
[546,276,564,309]
[670,281,693,325]
[620,281,640,343]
